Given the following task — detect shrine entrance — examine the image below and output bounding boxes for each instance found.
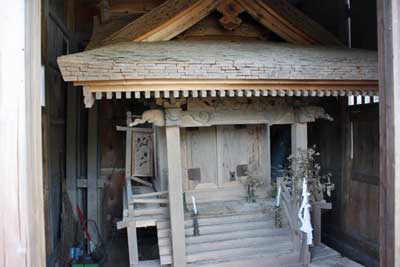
[181,124,270,202]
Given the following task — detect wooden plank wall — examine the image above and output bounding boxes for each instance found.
[0,0,46,266]
[308,98,379,267]
[98,99,148,239]
[42,0,92,263]
[42,0,73,262]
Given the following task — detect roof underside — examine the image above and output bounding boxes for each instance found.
[58,41,377,82]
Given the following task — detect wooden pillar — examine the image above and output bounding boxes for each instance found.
[66,84,79,218]
[126,112,139,266]
[291,123,308,156]
[127,221,139,267]
[0,0,46,266]
[291,123,309,264]
[377,1,400,266]
[166,124,187,267]
[87,103,99,244]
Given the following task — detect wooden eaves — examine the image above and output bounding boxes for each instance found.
[57,41,378,107]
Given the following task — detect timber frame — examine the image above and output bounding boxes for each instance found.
[52,0,384,266]
[2,0,400,266]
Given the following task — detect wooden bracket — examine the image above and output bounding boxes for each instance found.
[83,86,95,108]
[216,0,245,30]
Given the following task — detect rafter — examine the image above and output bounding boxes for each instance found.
[237,0,341,45]
[102,0,222,45]
[100,0,341,46]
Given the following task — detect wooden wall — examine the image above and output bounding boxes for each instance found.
[308,99,379,267]
[42,0,98,264]
[98,99,148,239]
[42,0,74,263]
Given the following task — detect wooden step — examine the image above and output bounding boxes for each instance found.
[183,212,274,227]
[187,252,299,267]
[158,218,274,239]
[159,234,292,256]
[160,240,295,265]
[161,227,289,246]
[186,235,292,254]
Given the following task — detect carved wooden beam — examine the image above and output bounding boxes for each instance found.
[127,99,333,128]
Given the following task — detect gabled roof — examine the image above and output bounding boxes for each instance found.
[58,41,377,82]
[99,0,341,46]
[57,41,378,108]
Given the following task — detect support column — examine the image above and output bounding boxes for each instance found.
[166,125,186,267]
[291,123,309,264]
[87,103,99,244]
[291,123,308,156]
[126,112,139,266]
[377,1,400,266]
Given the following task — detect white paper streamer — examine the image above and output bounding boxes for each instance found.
[276,186,281,207]
[192,196,198,215]
[298,178,313,245]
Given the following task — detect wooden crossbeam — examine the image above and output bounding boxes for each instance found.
[129,176,153,187]
[132,191,169,198]
[129,198,169,204]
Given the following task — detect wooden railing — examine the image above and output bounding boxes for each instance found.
[277,177,310,266]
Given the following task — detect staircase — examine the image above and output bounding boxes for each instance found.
[157,200,300,267]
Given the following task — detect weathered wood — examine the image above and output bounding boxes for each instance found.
[377,1,400,266]
[98,0,339,46]
[237,0,341,45]
[312,202,332,246]
[127,223,139,266]
[66,68,79,219]
[102,0,222,44]
[129,176,153,187]
[216,0,245,31]
[130,198,169,204]
[166,125,187,266]
[132,191,169,198]
[0,0,46,266]
[87,103,99,244]
[58,41,378,83]
[125,112,134,213]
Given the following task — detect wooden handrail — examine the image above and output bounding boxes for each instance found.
[277,177,310,266]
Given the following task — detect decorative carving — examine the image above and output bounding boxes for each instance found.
[132,130,154,177]
[129,109,165,127]
[127,101,333,128]
[181,111,211,126]
[165,108,182,126]
[296,107,334,123]
[83,87,95,108]
[216,0,245,31]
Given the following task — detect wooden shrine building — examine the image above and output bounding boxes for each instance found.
[56,0,379,266]
[8,0,400,267]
